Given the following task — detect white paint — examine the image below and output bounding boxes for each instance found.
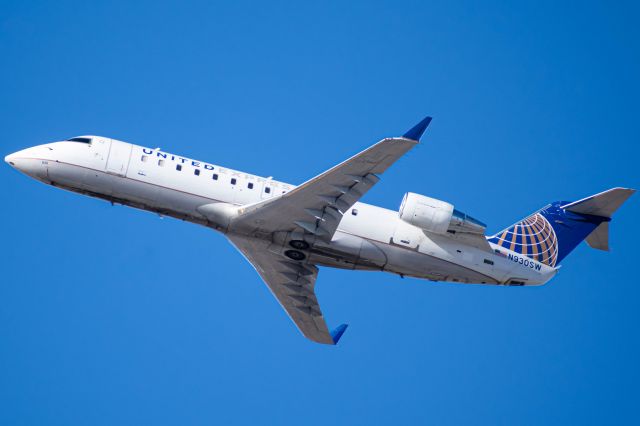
[5,136,558,286]
[5,135,562,343]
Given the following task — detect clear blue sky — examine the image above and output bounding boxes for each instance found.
[1,1,639,424]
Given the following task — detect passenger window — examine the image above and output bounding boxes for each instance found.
[352,209,358,216]
[212,173,218,180]
[141,155,148,162]
[231,178,237,185]
[265,187,271,194]
[158,159,165,166]
[194,169,200,176]
[176,164,182,171]
[248,182,254,189]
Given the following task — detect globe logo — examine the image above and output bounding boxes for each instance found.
[492,213,558,267]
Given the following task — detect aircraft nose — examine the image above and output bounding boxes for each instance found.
[5,152,18,166]
[5,148,48,180]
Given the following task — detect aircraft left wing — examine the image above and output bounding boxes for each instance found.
[226,234,348,345]
[230,117,432,241]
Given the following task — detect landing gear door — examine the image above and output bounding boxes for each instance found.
[106,140,133,177]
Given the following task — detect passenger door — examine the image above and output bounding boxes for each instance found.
[106,140,132,176]
[82,137,112,192]
[89,137,111,169]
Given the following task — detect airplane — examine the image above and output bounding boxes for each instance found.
[5,117,635,345]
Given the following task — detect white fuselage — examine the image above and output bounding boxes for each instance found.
[5,137,557,286]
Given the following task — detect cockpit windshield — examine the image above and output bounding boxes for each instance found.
[67,137,92,143]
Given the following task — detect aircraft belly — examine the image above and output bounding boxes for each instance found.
[109,176,160,207]
[125,165,218,220]
[44,160,206,223]
[379,242,499,284]
[81,168,111,194]
[309,232,387,271]
[47,161,86,188]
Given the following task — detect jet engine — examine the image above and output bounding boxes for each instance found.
[398,193,486,235]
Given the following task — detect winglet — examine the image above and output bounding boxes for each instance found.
[402,116,432,141]
[330,324,349,345]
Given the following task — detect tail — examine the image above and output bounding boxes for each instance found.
[488,188,635,267]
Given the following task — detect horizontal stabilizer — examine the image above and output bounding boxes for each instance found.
[586,222,609,251]
[562,187,635,218]
[562,187,635,254]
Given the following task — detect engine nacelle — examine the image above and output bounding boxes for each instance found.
[398,193,486,235]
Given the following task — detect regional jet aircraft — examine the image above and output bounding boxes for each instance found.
[5,117,634,344]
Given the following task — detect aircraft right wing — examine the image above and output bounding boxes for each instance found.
[230,117,433,241]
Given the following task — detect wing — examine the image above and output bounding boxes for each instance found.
[226,234,347,345]
[231,117,432,241]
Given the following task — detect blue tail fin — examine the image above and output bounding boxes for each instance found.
[488,188,634,267]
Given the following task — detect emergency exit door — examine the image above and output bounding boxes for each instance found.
[106,140,132,176]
